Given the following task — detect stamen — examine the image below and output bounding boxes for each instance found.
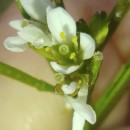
[60,32,66,40]
[78,80,82,85]
[70,52,76,60]
[59,44,69,55]
[72,36,78,44]
[45,47,52,52]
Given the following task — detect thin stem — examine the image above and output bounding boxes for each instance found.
[97,0,130,50]
[88,52,103,102]
[84,60,130,130]
[0,62,54,92]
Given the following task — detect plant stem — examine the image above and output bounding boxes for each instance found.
[84,60,130,130]
[97,0,130,50]
[0,62,54,92]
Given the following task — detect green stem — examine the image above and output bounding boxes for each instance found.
[84,60,130,130]
[0,62,54,92]
[88,52,103,102]
[97,0,130,50]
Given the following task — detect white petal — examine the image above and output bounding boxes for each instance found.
[78,85,88,97]
[80,33,95,60]
[18,25,51,48]
[9,19,24,30]
[72,111,85,130]
[50,62,79,74]
[62,82,77,94]
[66,96,96,124]
[47,7,76,42]
[20,0,54,23]
[4,36,28,52]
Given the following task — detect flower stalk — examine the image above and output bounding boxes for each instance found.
[84,60,130,130]
[0,62,54,92]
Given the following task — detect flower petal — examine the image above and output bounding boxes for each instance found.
[18,25,51,48]
[4,36,28,52]
[72,111,85,130]
[50,62,79,74]
[47,7,76,42]
[66,96,96,124]
[20,0,54,23]
[62,82,77,94]
[80,33,95,60]
[9,19,24,30]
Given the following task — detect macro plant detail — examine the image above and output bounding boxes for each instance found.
[0,0,130,130]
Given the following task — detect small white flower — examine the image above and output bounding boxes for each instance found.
[4,20,51,51]
[62,83,96,130]
[47,7,95,59]
[47,7,95,74]
[4,3,95,74]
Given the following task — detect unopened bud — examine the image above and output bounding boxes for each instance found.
[55,73,65,83]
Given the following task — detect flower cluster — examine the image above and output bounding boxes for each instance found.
[4,0,96,130]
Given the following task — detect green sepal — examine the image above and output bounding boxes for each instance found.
[76,19,90,34]
[15,0,30,19]
[55,0,64,8]
[88,11,109,48]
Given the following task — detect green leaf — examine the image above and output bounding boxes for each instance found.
[15,0,30,19]
[0,62,54,92]
[89,11,109,47]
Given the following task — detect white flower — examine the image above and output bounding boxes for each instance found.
[47,7,95,74]
[62,83,96,130]
[47,7,95,59]
[4,19,52,52]
[4,3,95,74]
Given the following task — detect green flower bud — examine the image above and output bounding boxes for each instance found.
[55,73,65,83]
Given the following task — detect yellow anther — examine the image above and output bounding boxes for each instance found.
[70,52,76,60]
[60,32,66,40]
[45,47,51,52]
[72,36,78,44]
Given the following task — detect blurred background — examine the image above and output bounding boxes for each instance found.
[0,0,130,130]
